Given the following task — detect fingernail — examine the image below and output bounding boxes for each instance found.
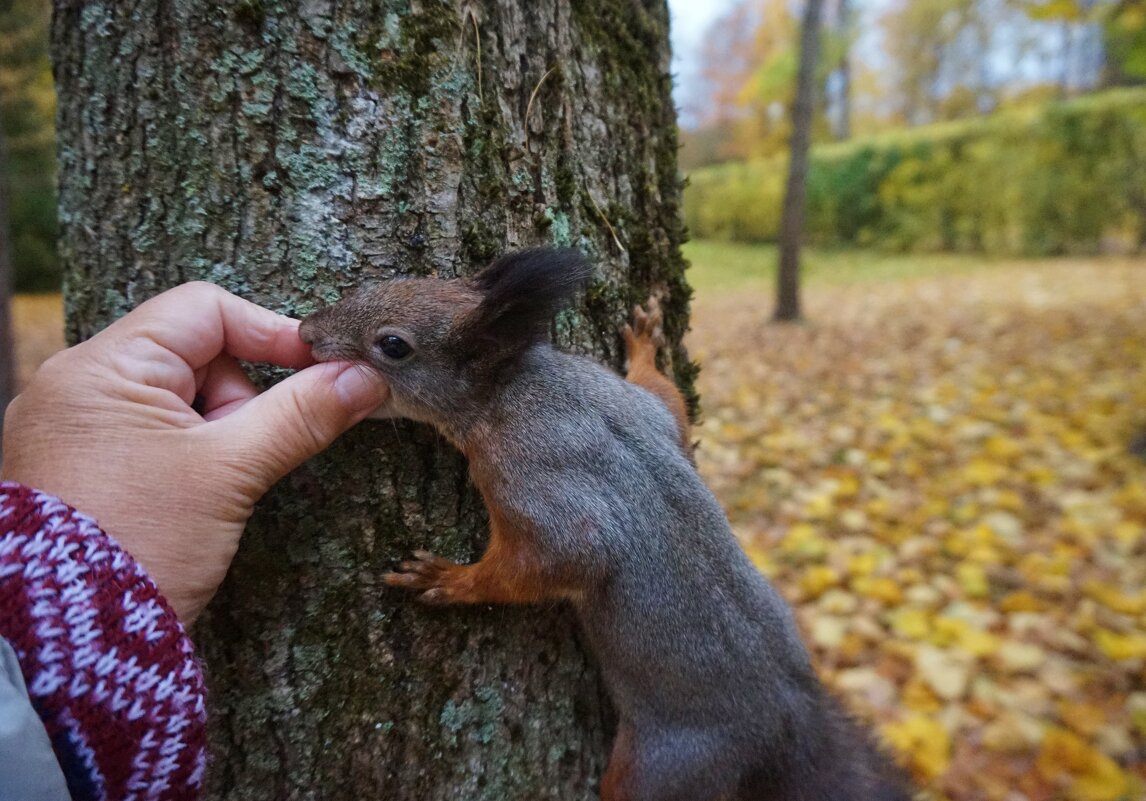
[334,365,389,414]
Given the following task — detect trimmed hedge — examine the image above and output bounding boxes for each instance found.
[683,89,1146,255]
[6,161,59,292]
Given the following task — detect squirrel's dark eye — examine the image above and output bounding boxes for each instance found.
[377,335,412,360]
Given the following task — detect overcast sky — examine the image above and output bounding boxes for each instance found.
[668,0,733,118]
[668,0,898,127]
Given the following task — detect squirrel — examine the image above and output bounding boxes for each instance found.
[299,249,912,801]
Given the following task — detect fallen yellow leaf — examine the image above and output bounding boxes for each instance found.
[983,435,1023,462]
[799,566,841,599]
[957,627,1000,657]
[956,562,990,598]
[1036,728,1129,801]
[882,715,950,780]
[853,576,903,605]
[1058,700,1110,737]
[964,459,1006,486]
[901,676,943,713]
[1083,581,1146,615]
[847,552,881,577]
[1094,630,1146,661]
[999,590,1045,613]
[780,523,828,560]
[888,607,930,639]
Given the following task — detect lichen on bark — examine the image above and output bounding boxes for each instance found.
[52,0,691,797]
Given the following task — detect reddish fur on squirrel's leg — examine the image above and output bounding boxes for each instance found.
[601,723,637,801]
[383,508,570,605]
[624,298,691,453]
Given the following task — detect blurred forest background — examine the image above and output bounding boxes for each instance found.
[7,0,1146,292]
[3,1,1146,799]
[678,0,1146,255]
[2,0,55,293]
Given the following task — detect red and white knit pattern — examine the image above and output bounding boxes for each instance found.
[0,481,207,801]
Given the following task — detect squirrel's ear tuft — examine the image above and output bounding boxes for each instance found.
[467,248,593,348]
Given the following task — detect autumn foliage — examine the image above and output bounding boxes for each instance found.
[690,256,1146,801]
[684,87,1146,256]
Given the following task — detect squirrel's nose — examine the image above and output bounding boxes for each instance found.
[298,317,317,345]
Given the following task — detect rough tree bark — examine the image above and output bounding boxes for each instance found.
[51,0,692,798]
[0,126,15,445]
[775,0,824,323]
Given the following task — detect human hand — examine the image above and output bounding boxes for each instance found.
[1,282,388,624]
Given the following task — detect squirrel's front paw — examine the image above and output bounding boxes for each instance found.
[384,550,466,605]
[625,297,665,353]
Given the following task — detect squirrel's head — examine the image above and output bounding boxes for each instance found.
[299,248,593,426]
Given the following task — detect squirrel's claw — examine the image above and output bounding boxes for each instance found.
[418,587,450,605]
[630,298,665,348]
[383,550,463,604]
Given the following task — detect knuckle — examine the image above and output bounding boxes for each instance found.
[35,347,78,380]
[179,280,225,298]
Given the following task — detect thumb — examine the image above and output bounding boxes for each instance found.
[221,362,389,482]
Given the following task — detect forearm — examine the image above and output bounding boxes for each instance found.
[0,481,207,801]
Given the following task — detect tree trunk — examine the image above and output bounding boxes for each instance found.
[834,0,852,140]
[51,1,692,798]
[775,0,824,323]
[0,125,15,447]
[834,0,851,140]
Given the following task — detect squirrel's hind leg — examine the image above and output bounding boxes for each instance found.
[601,722,637,801]
[623,298,691,454]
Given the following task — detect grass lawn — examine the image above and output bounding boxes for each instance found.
[685,239,1007,294]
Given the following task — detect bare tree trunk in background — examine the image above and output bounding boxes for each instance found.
[1060,18,1074,98]
[836,0,851,140]
[0,126,15,449]
[51,1,692,798]
[776,0,825,323]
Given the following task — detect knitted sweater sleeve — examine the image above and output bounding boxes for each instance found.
[0,481,207,801]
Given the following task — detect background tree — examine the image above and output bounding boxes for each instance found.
[878,0,1109,125]
[1095,0,1145,84]
[697,0,771,126]
[0,0,57,293]
[775,0,825,322]
[51,0,693,798]
[682,0,789,165]
[0,126,14,441]
[733,0,802,158]
[1015,1,1108,92]
[879,0,963,124]
[827,0,854,140]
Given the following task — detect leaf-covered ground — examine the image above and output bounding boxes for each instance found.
[10,293,65,388]
[9,252,1146,799]
[688,255,1146,801]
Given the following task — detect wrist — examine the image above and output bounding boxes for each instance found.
[0,481,208,800]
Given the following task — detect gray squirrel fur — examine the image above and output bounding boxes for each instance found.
[299,248,912,801]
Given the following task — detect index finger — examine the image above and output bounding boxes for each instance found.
[106,282,315,371]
